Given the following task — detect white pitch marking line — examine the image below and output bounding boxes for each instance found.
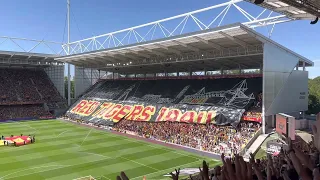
[119,156,159,171]
[76,149,159,172]
[0,165,68,180]
[79,128,93,147]
[77,152,111,159]
[73,126,202,161]
[15,121,38,133]
[130,159,203,180]
[55,130,70,138]
[101,175,112,180]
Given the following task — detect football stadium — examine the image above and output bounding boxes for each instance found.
[0,0,319,179]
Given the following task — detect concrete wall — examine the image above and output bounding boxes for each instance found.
[74,66,106,98]
[263,43,308,116]
[44,65,65,97]
[295,119,316,130]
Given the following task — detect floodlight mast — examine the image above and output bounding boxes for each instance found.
[67,0,71,106]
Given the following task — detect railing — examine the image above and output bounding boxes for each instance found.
[0,101,45,106]
[100,73,263,81]
[240,128,262,156]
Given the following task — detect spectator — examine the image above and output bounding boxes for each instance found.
[0,105,52,120]
[112,120,260,156]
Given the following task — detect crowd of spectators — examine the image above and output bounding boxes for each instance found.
[0,105,52,120]
[0,68,65,120]
[0,68,63,103]
[113,120,260,156]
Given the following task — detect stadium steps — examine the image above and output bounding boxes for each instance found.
[30,78,44,99]
[243,133,269,160]
[14,82,22,101]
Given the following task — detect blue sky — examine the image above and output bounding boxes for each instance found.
[0,0,319,78]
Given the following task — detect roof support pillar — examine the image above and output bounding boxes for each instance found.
[303,61,306,71]
[221,69,224,75]
[67,0,71,106]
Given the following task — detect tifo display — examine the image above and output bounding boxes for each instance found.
[0,135,35,146]
[64,76,263,156]
[67,77,263,127]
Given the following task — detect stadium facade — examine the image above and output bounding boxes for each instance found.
[57,23,313,134]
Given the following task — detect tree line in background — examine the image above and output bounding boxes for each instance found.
[308,76,320,115]
[63,75,320,115]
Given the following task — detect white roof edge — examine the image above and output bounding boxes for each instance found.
[0,50,57,58]
[56,23,313,67]
[55,23,243,61]
[239,24,314,66]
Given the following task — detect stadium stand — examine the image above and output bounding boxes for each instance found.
[0,105,52,120]
[0,68,65,120]
[65,75,263,156]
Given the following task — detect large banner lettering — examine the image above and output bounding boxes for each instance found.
[67,99,245,126]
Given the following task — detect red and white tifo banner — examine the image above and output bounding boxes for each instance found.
[0,136,32,146]
[243,116,262,123]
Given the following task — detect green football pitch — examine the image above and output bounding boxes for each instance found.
[0,120,219,180]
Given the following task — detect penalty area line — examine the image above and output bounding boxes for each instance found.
[119,156,159,171]
[15,121,38,134]
[78,128,93,147]
[55,130,71,138]
[0,165,69,180]
[130,159,203,180]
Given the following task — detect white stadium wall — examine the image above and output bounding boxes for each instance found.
[263,42,308,116]
[75,66,106,98]
[44,65,65,97]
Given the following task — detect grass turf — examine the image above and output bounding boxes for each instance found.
[0,120,220,180]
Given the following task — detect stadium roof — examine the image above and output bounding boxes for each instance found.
[245,0,320,20]
[0,50,63,68]
[56,23,313,74]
